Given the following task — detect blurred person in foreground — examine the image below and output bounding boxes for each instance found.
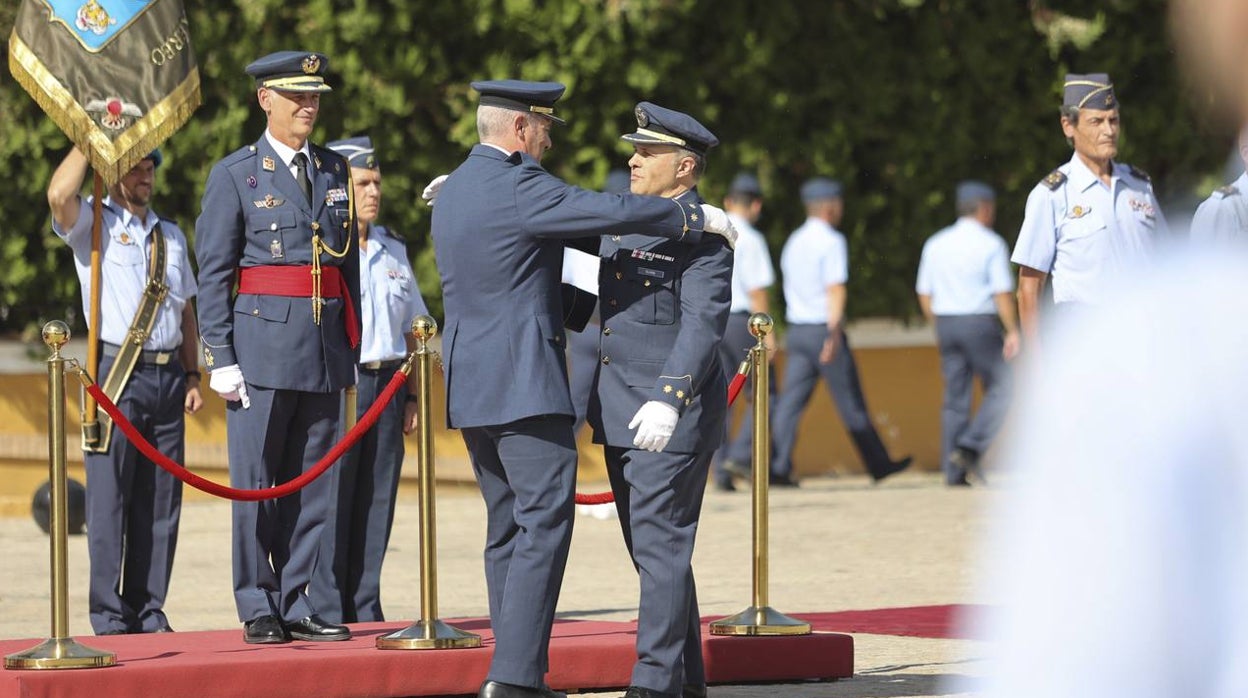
[915,181,1018,486]
[966,7,1248,693]
[1011,73,1167,351]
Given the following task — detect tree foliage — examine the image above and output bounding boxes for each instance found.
[0,0,1228,335]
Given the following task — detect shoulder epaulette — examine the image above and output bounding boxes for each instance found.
[1128,164,1151,183]
[1041,169,1066,191]
[219,144,258,168]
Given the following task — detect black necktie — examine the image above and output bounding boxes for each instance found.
[293,152,312,204]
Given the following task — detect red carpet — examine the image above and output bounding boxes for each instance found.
[792,604,986,639]
[0,617,853,698]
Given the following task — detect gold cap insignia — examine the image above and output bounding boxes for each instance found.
[302,54,321,75]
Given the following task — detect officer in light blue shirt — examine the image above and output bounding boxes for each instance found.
[1191,125,1248,244]
[713,172,776,491]
[309,135,427,625]
[916,181,1018,485]
[48,147,202,635]
[771,178,911,485]
[1012,73,1167,348]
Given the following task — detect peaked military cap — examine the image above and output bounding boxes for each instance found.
[956,180,995,207]
[245,51,333,93]
[472,79,567,125]
[729,172,762,197]
[1063,73,1115,111]
[800,177,843,203]
[327,136,377,170]
[605,168,631,194]
[621,102,719,156]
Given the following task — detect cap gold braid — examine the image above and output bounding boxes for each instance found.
[633,128,687,147]
[1064,79,1114,109]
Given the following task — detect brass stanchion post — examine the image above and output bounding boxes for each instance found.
[377,316,481,650]
[344,386,358,431]
[710,313,811,636]
[6,321,117,670]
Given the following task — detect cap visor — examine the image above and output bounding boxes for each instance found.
[267,82,333,93]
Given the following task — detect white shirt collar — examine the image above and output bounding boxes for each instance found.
[481,142,515,157]
[103,195,157,232]
[265,130,312,168]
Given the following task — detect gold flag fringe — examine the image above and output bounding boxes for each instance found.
[8,32,201,185]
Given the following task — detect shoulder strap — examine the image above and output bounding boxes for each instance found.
[87,224,169,454]
[1041,169,1066,191]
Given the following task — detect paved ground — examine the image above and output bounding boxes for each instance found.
[0,471,994,697]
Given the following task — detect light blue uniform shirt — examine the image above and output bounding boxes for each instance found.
[53,196,196,351]
[1191,171,1248,244]
[916,216,1014,315]
[780,217,848,324]
[1012,153,1165,305]
[727,212,774,313]
[358,224,427,363]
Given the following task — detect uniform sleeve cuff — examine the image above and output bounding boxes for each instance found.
[651,375,694,414]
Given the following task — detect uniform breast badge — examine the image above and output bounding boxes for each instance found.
[262,156,276,172]
[118,232,132,244]
[253,194,285,209]
[270,239,284,259]
[247,175,258,188]
[1069,205,1090,219]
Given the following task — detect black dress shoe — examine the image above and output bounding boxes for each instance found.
[721,459,751,480]
[949,447,986,484]
[285,614,350,641]
[683,684,708,698]
[243,615,289,644]
[478,680,566,698]
[768,473,799,488]
[872,456,912,483]
[623,686,678,698]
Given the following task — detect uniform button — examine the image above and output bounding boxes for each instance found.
[615,272,623,280]
[601,356,611,365]
[611,235,620,242]
[644,280,651,287]
[251,309,259,316]
[603,327,612,336]
[609,299,617,307]
[270,223,277,231]
[554,336,564,345]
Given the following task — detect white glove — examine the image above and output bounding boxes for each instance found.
[421,174,449,207]
[699,204,738,249]
[628,400,679,452]
[209,364,250,409]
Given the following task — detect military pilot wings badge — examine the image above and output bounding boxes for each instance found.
[8,0,201,184]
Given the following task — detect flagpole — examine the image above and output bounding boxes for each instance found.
[82,173,103,448]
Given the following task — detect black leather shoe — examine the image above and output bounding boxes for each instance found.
[949,447,986,484]
[872,456,912,483]
[769,473,799,488]
[285,614,350,642]
[478,680,566,698]
[683,684,708,698]
[623,687,678,698]
[243,615,289,644]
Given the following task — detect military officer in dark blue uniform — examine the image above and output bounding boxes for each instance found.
[432,80,737,698]
[195,51,361,645]
[588,102,733,698]
[309,136,427,624]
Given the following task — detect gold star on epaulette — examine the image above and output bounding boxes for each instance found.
[1041,170,1066,191]
[690,213,698,222]
[663,385,673,394]
[676,390,685,399]
[1218,185,1239,197]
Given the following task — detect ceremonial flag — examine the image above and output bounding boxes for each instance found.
[8,0,200,184]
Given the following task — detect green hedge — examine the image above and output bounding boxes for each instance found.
[0,0,1228,336]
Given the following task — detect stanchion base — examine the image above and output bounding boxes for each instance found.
[375,619,483,650]
[5,637,116,670]
[709,606,812,636]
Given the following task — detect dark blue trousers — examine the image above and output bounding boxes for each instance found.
[309,368,408,623]
[461,415,578,689]
[227,386,338,622]
[935,314,1012,483]
[771,324,896,479]
[85,353,185,634]
[605,446,710,695]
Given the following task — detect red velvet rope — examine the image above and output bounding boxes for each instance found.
[573,358,752,506]
[86,369,407,501]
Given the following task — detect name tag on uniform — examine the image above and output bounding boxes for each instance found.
[326,187,348,204]
[637,266,666,279]
[629,248,675,263]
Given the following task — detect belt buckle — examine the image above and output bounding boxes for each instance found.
[153,351,172,365]
[362,360,381,370]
